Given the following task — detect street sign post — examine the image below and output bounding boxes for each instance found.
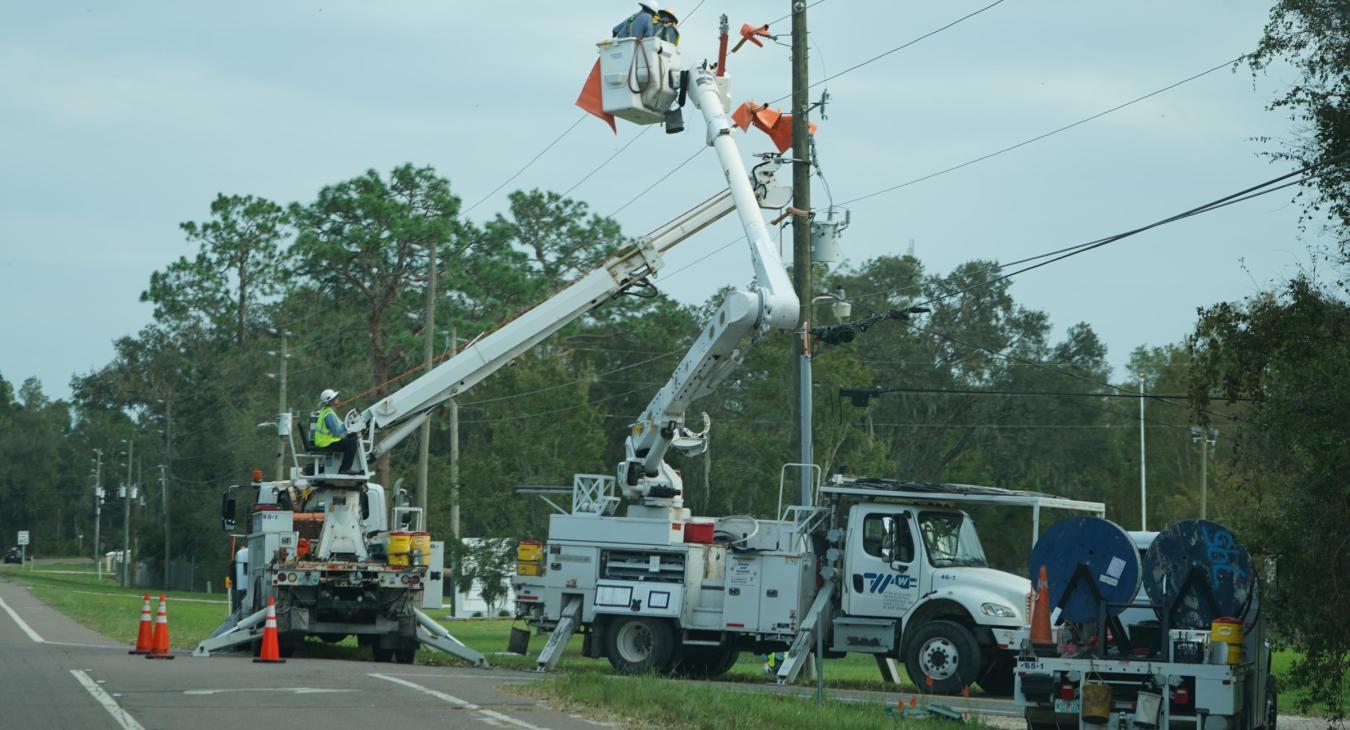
[17,530,29,566]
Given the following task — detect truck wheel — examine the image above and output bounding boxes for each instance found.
[977,652,1016,696]
[675,646,739,679]
[605,617,675,675]
[904,619,980,695]
[372,646,394,662]
[395,647,417,664]
[1263,676,1278,730]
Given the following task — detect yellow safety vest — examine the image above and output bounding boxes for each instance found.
[314,406,340,447]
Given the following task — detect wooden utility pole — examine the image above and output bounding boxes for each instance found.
[160,464,169,589]
[276,331,288,480]
[417,243,437,521]
[122,439,133,587]
[791,0,813,508]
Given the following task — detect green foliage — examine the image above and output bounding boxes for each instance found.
[1190,278,1350,719]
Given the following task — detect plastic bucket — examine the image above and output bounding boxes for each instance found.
[517,540,543,576]
[388,531,411,567]
[1211,617,1244,665]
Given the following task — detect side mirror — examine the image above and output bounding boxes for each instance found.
[221,492,237,532]
[359,492,370,521]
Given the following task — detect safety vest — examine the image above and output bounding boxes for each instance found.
[314,406,339,447]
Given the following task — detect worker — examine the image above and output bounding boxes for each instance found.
[613,2,659,39]
[654,7,679,44]
[314,388,362,475]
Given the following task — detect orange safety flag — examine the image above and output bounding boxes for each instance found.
[732,100,817,153]
[576,60,616,134]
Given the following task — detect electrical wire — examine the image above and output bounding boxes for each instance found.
[839,54,1250,207]
[766,0,1008,105]
[835,385,1259,404]
[462,113,588,217]
[561,127,653,198]
[609,146,709,217]
[767,0,828,27]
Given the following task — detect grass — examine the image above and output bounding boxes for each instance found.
[521,672,980,730]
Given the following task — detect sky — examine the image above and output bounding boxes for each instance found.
[0,1,1322,401]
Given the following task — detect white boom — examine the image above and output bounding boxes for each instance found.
[618,64,800,510]
[353,179,787,461]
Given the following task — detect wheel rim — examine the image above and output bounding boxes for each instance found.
[919,636,960,681]
[615,622,655,663]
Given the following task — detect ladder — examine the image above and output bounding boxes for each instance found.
[777,579,835,684]
[535,595,583,671]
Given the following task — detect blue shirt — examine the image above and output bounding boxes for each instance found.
[323,411,347,437]
[613,11,656,39]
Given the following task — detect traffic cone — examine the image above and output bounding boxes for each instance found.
[253,597,285,664]
[1030,564,1054,653]
[145,594,174,660]
[129,594,153,655]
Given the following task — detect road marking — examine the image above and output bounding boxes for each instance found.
[0,595,45,642]
[370,673,551,730]
[70,670,146,730]
[184,687,357,695]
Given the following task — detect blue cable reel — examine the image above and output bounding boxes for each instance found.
[1029,516,1141,623]
[1141,519,1255,629]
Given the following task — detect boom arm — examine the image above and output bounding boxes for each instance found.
[618,65,800,507]
[358,180,787,459]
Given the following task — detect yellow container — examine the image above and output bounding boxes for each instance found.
[410,532,432,566]
[1082,682,1113,724]
[517,539,544,577]
[388,531,411,567]
[1211,617,1244,665]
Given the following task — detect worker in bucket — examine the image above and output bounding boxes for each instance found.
[654,7,680,44]
[612,2,659,39]
[313,388,362,475]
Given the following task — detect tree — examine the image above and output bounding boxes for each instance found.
[1250,1,1350,241]
[142,194,289,345]
[1190,278,1350,719]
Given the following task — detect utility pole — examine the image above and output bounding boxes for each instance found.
[791,0,813,509]
[416,242,438,521]
[276,331,289,480]
[448,328,461,617]
[92,449,103,579]
[1138,375,1147,531]
[160,465,169,590]
[1190,426,1218,520]
[122,438,133,587]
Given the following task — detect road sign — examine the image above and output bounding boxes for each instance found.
[17,531,29,546]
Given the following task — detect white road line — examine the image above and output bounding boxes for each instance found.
[70,670,147,730]
[0,595,45,643]
[369,673,551,730]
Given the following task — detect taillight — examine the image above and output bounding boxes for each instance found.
[1059,683,1078,701]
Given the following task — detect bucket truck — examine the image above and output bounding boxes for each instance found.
[193,153,791,664]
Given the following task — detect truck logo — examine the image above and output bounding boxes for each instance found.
[861,572,914,593]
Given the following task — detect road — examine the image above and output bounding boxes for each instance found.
[0,577,601,730]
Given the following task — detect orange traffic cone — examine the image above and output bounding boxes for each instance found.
[129,594,153,655]
[145,594,174,660]
[1030,564,1054,653]
[253,597,285,664]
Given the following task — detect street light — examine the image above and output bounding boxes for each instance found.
[811,287,852,321]
[1189,426,1219,519]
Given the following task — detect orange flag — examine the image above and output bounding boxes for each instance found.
[576,60,616,134]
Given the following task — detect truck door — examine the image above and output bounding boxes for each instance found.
[843,504,923,618]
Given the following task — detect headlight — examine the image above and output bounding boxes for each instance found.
[981,602,1017,618]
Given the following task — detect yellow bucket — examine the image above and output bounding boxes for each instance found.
[388,531,411,567]
[517,540,543,576]
[1211,617,1244,665]
[410,532,432,566]
[1082,682,1113,724]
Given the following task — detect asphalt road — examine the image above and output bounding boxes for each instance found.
[0,578,601,730]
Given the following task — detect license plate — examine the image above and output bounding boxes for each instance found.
[1054,699,1081,714]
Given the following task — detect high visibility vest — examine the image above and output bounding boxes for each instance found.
[314,406,339,447]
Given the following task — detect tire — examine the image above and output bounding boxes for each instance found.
[372,646,394,662]
[675,646,739,679]
[978,652,1016,696]
[395,644,418,665]
[1263,676,1278,730]
[904,619,981,695]
[604,617,676,675]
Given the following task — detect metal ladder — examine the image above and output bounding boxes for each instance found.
[413,608,488,667]
[776,579,834,684]
[535,595,582,671]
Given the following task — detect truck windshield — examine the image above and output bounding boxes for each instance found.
[918,512,988,568]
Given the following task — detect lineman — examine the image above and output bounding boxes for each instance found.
[313,388,362,475]
[654,7,680,44]
[613,2,659,39]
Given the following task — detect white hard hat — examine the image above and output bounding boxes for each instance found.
[319,388,339,405]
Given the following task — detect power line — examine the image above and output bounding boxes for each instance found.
[836,385,1258,404]
[561,127,653,198]
[462,113,588,216]
[609,147,708,217]
[840,54,1248,207]
[458,349,681,407]
[768,0,827,27]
